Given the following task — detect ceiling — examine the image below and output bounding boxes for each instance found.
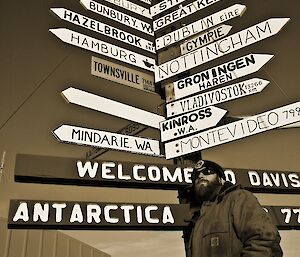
[0,0,299,256]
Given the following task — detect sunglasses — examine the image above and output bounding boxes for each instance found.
[194,168,217,177]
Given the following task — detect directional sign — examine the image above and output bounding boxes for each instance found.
[91,56,155,93]
[102,0,151,19]
[155,4,246,51]
[62,87,164,129]
[80,0,154,36]
[51,8,155,53]
[165,101,300,159]
[50,28,155,72]
[53,124,161,156]
[173,54,273,100]
[86,122,147,159]
[153,0,223,31]
[160,106,227,142]
[155,18,289,82]
[180,25,232,55]
[8,200,300,229]
[15,154,300,193]
[166,78,269,118]
[150,0,186,17]
[8,200,188,230]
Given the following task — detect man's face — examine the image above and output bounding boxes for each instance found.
[194,170,220,200]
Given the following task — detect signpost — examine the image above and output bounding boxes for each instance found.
[164,101,300,159]
[155,18,289,82]
[61,87,164,129]
[91,56,156,93]
[155,4,246,51]
[52,124,161,156]
[50,28,156,72]
[166,78,269,117]
[160,106,227,142]
[51,8,155,53]
[8,200,300,229]
[180,24,232,55]
[102,0,152,19]
[172,54,274,100]
[9,0,300,243]
[80,0,154,36]
[153,0,223,31]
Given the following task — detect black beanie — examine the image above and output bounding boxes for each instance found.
[192,160,225,181]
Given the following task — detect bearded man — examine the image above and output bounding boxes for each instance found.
[186,160,283,257]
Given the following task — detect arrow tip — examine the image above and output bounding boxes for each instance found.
[236,4,247,16]
[261,79,270,90]
[79,0,88,10]
[52,125,64,141]
[61,87,75,103]
[49,28,60,36]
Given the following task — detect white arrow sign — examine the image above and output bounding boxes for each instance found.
[50,8,155,53]
[160,106,227,142]
[62,87,164,129]
[166,78,269,117]
[80,0,154,36]
[155,18,289,82]
[102,0,151,19]
[164,101,300,159]
[180,25,232,55]
[53,125,161,156]
[153,0,223,31]
[174,54,274,100]
[155,4,246,51]
[150,0,186,17]
[49,28,155,72]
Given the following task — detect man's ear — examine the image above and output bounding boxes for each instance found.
[219,177,225,185]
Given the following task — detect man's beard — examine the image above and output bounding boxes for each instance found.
[194,177,221,201]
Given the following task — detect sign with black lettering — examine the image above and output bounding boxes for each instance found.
[51,8,155,53]
[103,0,151,19]
[52,124,161,156]
[166,78,269,117]
[8,200,188,230]
[50,28,155,72]
[14,154,300,193]
[164,101,300,159]
[160,106,227,142]
[153,0,223,31]
[180,25,232,54]
[155,18,289,82]
[91,56,155,92]
[61,87,164,129]
[80,0,154,36]
[155,4,246,51]
[8,200,300,229]
[173,54,273,100]
[150,0,186,17]
[85,122,147,159]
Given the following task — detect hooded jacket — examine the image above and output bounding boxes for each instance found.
[186,182,283,257]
